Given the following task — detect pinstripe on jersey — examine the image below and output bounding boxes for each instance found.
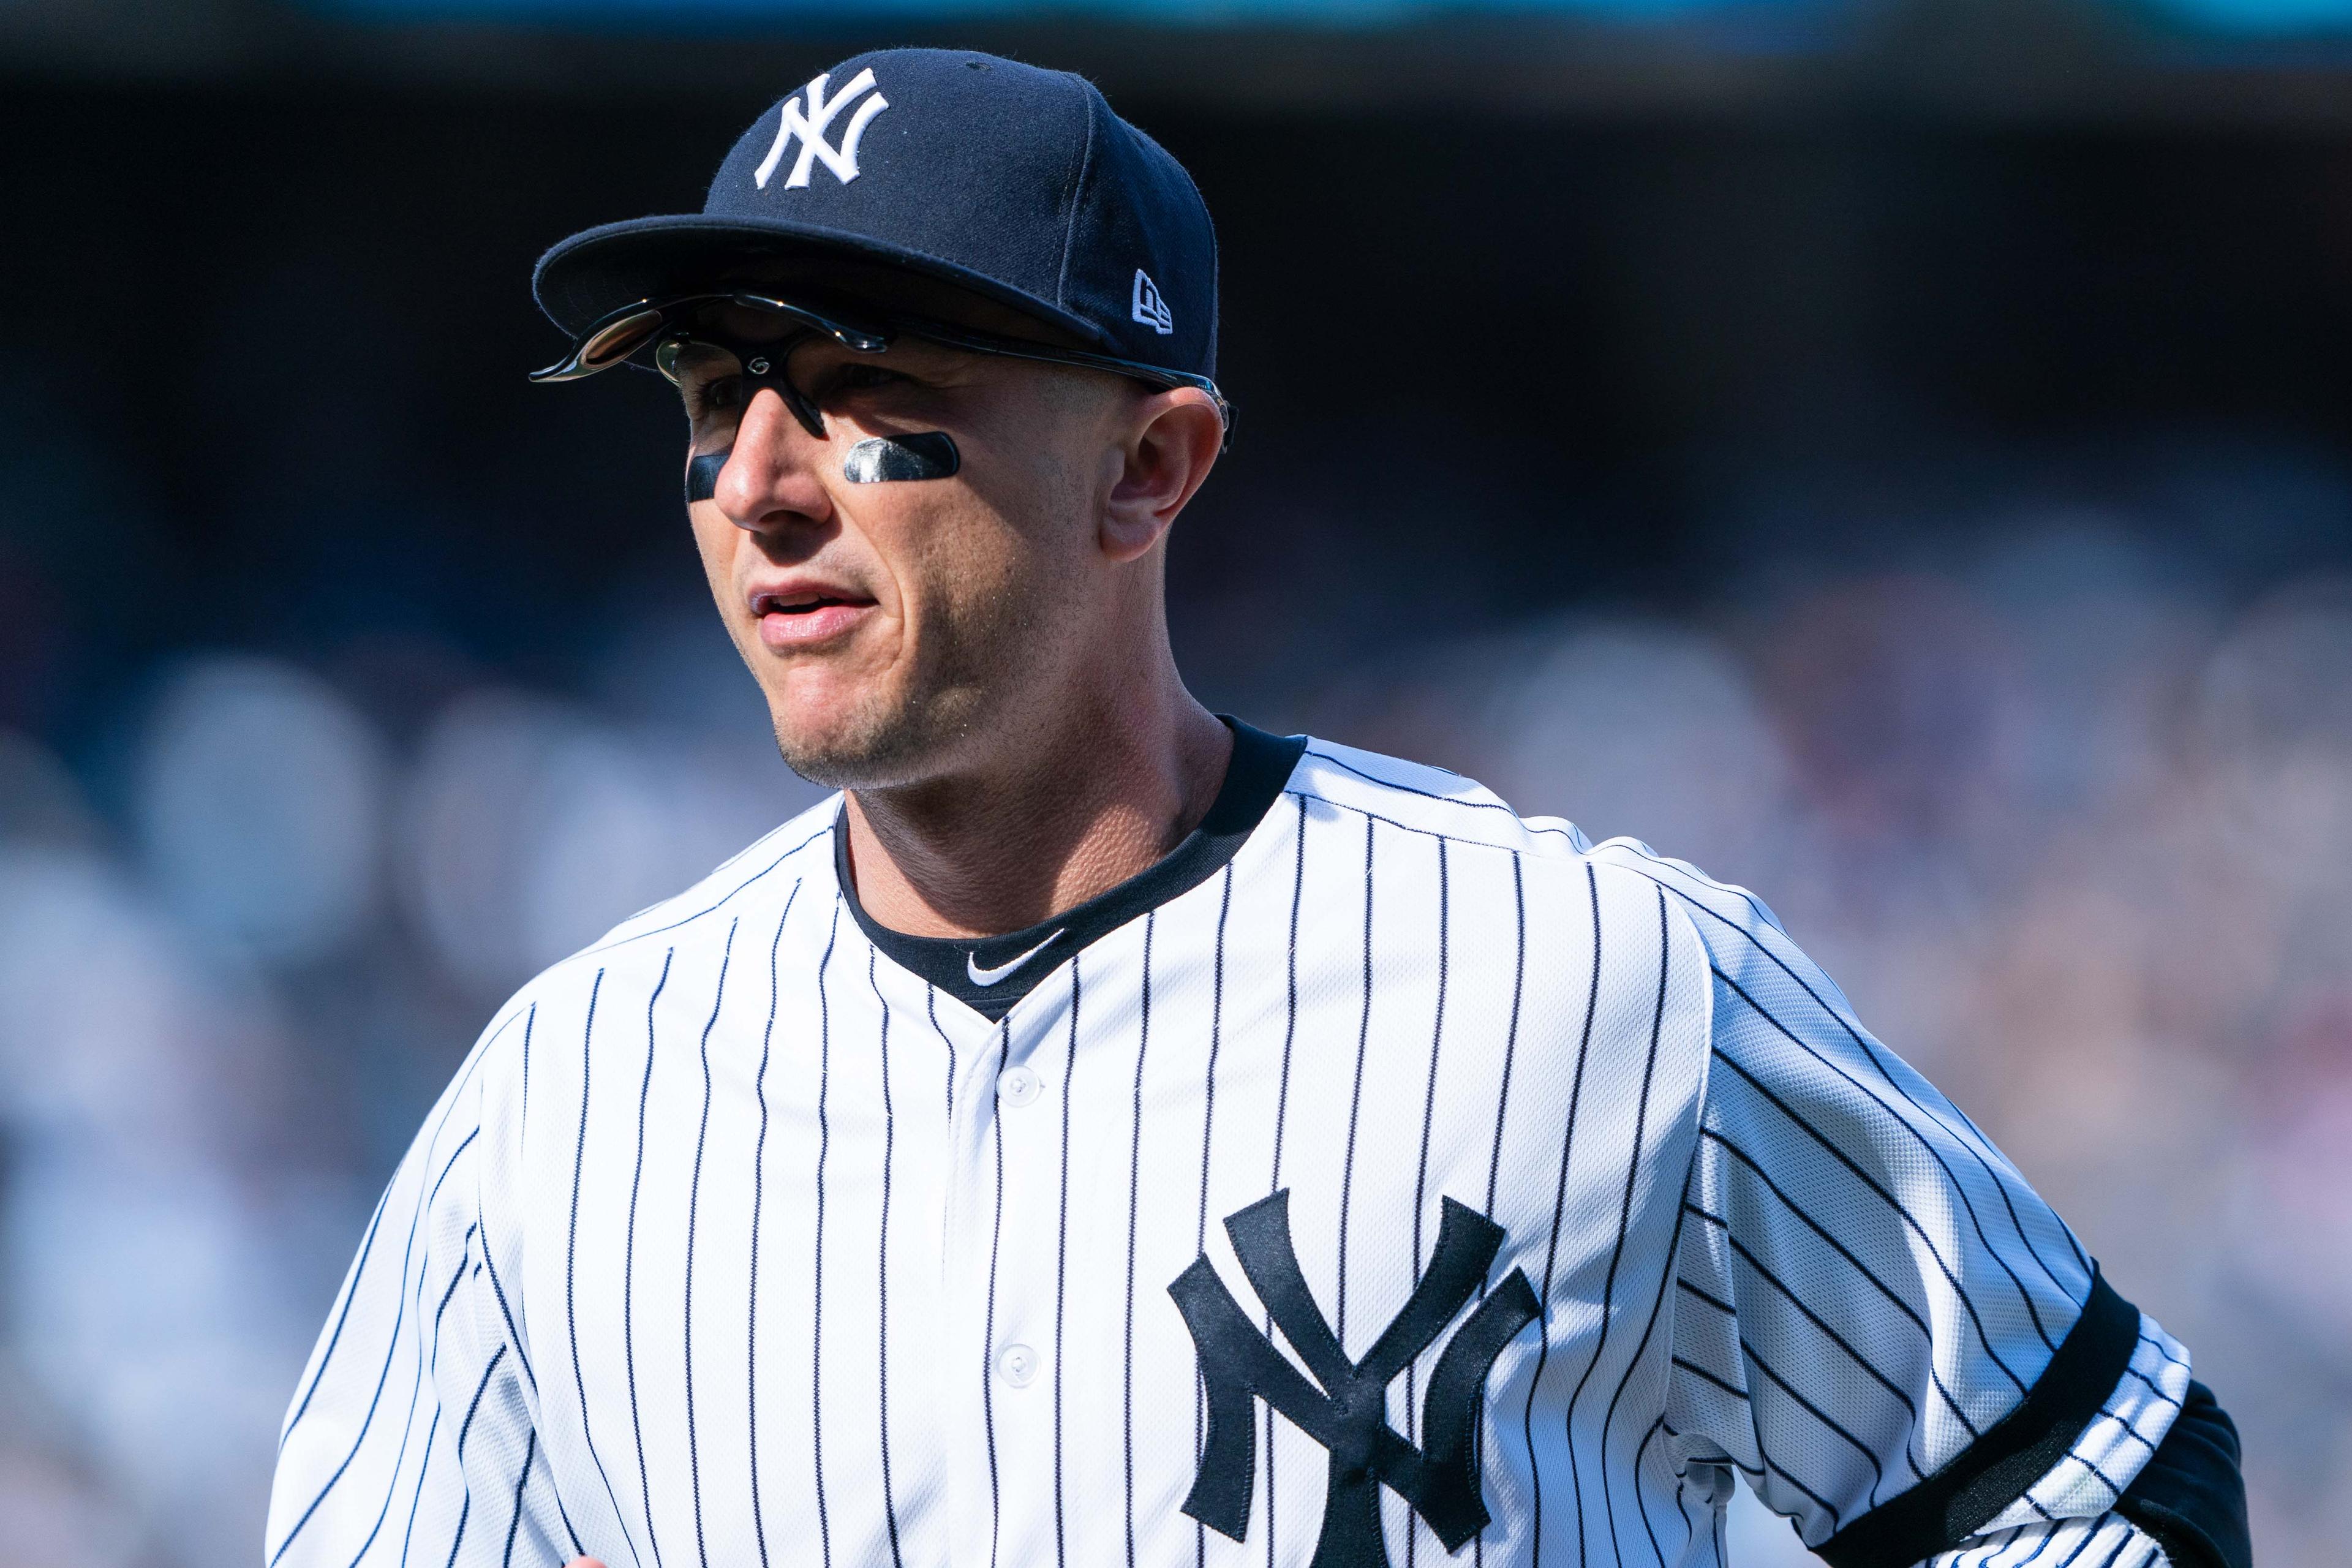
[266,726,2190,1568]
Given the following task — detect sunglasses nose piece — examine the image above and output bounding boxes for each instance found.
[767,380,828,442]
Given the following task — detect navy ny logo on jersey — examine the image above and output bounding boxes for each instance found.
[1169,1191,1542,1568]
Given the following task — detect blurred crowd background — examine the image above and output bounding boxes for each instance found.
[4,0,2352,1564]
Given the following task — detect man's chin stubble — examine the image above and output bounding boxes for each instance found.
[770,686,989,791]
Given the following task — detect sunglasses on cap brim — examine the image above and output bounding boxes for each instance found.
[530,290,1234,447]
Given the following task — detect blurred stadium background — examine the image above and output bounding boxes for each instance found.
[4,0,2352,1562]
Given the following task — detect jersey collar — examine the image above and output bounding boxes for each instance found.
[835,717,1307,1021]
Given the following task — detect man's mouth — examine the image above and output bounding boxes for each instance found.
[750,587,876,649]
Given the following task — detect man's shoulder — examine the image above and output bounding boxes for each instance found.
[1291,734,1786,929]
[484,792,844,1031]
[1290,733,1625,865]
[585,791,843,956]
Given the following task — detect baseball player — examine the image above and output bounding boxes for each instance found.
[264,48,2248,1568]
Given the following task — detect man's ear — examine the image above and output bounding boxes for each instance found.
[1099,389,1224,564]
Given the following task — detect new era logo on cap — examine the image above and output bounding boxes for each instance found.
[1131,270,1174,334]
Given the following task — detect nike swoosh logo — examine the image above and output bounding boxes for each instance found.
[967,930,1065,987]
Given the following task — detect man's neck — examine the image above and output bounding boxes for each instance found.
[840,682,1235,940]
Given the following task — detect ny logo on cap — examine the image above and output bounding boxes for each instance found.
[1132,269,1174,334]
[1169,1191,1540,1568]
[755,69,891,191]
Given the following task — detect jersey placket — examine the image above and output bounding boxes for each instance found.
[935,964,1075,1568]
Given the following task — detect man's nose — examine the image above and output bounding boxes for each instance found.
[712,386,834,535]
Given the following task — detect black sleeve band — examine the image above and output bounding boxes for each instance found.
[1816,1267,2141,1568]
[2115,1381,2251,1568]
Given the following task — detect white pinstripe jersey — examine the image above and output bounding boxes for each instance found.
[266,723,2192,1568]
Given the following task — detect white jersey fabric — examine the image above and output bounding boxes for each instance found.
[266,725,2190,1568]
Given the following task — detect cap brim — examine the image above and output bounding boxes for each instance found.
[533,213,1117,353]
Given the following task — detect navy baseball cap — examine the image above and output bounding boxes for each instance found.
[532,48,1219,385]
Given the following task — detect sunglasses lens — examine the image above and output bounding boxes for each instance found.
[529,304,673,382]
[667,341,756,454]
[579,307,665,369]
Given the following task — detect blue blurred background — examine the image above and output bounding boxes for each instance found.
[2,0,2351,1563]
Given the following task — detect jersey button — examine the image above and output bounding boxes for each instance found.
[997,1065,1041,1107]
[996,1343,1041,1387]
